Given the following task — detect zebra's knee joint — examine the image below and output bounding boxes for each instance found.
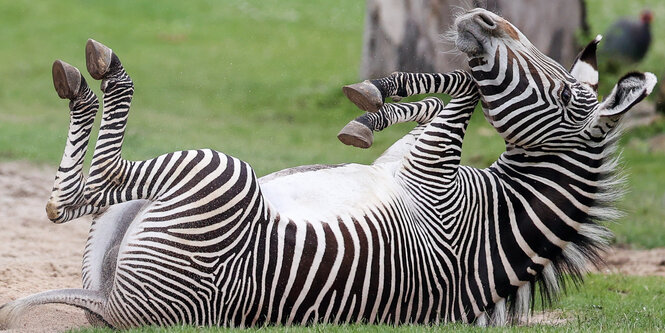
[45,201,59,221]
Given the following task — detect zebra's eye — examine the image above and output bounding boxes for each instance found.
[561,85,572,105]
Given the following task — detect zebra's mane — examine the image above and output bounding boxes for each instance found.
[482,123,626,325]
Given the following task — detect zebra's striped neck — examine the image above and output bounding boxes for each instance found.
[479,133,619,314]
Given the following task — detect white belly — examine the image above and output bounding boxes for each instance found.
[259,162,402,221]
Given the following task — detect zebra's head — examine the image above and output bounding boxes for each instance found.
[454,8,657,149]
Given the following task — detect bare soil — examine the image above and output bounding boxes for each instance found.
[0,161,90,332]
[593,246,665,277]
[0,161,663,332]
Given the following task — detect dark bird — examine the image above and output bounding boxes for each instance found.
[601,10,653,66]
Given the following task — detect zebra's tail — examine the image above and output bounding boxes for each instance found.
[0,288,106,329]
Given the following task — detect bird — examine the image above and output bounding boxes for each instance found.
[600,10,653,67]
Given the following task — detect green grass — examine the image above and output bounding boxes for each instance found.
[2,0,662,248]
[68,274,665,332]
[0,0,374,172]
[1,1,665,330]
[612,123,665,248]
[578,0,665,248]
[585,0,665,99]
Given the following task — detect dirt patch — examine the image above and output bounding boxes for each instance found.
[525,310,569,326]
[0,161,91,332]
[0,161,663,331]
[593,247,665,277]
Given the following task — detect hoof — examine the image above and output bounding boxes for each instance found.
[85,39,113,80]
[52,60,82,100]
[342,81,383,113]
[337,120,374,149]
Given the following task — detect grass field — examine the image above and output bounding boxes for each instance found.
[1,1,663,248]
[68,274,665,332]
[1,0,665,331]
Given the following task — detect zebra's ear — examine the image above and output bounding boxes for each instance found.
[570,35,601,95]
[596,72,657,118]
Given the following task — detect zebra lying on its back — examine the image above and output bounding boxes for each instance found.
[0,8,657,329]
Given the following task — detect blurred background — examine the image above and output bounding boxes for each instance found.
[1,1,664,329]
[0,0,663,247]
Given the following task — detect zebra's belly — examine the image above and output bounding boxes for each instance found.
[99,162,467,327]
[259,162,403,222]
[105,213,461,328]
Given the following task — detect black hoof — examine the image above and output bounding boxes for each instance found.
[342,81,384,113]
[85,39,113,80]
[337,120,374,149]
[52,60,83,100]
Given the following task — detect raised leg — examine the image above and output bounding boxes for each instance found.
[47,40,263,226]
[46,60,101,223]
[344,70,481,191]
[397,85,480,190]
[80,39,198,208]
[339,70,475,149]
[46,39,140,223]
[338,97,446,149]
[343,70,472,113]
[46,40,161,223]
[82,39,134,205]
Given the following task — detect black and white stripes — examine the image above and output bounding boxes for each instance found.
[0,9,657,329]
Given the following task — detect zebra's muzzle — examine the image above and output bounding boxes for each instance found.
[454,10,498,57]
[455,21,486,57]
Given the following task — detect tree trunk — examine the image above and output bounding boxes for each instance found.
[360,0,587,79]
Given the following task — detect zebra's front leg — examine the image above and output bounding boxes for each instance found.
[338,97,445,148]
[46,60,101,223]
[343,70,471,113]
[398,87,480,188]
[339,70,475,148]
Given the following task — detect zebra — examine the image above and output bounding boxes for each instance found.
[0,8,657,329]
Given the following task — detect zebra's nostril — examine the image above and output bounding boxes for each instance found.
[475,13,496,30]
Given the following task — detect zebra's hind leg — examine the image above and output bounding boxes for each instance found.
[46,60,101,223]
[47,40,136,220]
[77,39,252,212]
[85,39,114,81]
[82,39,134,205]
[338,97,445,149]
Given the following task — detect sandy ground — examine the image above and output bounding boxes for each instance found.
[0,161,663,332]
[594,247,665,276]
[0,161,91,332]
